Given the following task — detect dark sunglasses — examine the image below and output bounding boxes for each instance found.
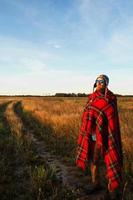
[96,79,105,84]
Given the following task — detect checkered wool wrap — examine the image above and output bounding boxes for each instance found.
[76,89,123,191]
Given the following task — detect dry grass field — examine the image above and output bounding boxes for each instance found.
[0,96,132,200]
[20,96,133,198]
[21,96,133,161]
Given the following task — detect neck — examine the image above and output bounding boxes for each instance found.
[100,88,106,94]
[96,88,105,94]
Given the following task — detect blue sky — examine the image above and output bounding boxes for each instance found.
[0,0,133,95]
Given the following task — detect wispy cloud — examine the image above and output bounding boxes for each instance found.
[0,36,56,73]
[53,44,61,49]
[72,0,133,69]
[46,40,62,49]
[74,0,132,43]
[102,23,133,67]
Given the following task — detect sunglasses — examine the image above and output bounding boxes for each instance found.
[96,79,105,84]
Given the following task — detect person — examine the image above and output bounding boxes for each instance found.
[76,74,123,199]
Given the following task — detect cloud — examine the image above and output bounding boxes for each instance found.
[53,44,61,49]
[73,0,133,69]
[0,69,95,95]
[46,40,62,49]
[77,0,91,20]
[74,0,133,46]
[0,36,56,73]
[20,58,47,72]
[102,24,133,67]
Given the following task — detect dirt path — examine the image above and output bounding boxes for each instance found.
[5,101,108,200]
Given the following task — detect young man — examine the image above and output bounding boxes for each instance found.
[76,75,123,199]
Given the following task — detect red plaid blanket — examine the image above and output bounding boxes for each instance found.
[76,89,123,191]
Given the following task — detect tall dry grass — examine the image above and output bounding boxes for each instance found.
[20,97,133,172]
[21,97,85,139]
[12,96,132,199]
[118,97,133,181]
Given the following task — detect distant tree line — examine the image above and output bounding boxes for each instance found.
[55,93,88,97]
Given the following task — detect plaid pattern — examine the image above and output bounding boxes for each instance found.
[76,89,123,191]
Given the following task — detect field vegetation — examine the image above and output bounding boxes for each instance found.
[0,99,75,200]
[0,96,132,200]
[18,96,133,198]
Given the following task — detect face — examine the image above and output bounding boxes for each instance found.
[96,78,106,91]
